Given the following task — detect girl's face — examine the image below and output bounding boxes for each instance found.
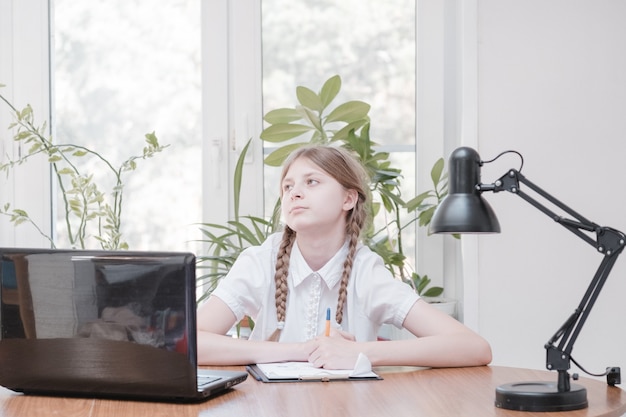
[281,157,357,235]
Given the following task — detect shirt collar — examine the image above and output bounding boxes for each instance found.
[290,240,349,289]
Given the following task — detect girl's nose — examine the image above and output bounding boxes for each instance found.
[289,185,303,199]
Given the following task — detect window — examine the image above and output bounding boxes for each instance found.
[2,0,469,320]
[3,1,447,288]
[53,0,202,252]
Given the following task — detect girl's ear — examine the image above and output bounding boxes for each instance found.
[342,189,358,211]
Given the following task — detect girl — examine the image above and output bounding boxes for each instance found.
[197,145,491,369]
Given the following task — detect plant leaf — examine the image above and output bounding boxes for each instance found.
[263,143,309,167]
[296,86,323,111]
[145,131,159,147]
[332,120,368,141]
[233,138,252,218]
[319,75,341,108]
[260,123,313,143]
[422,287,444,297]
[301,106,323,132]
[264,108,302,124]
[325,101,370,123]
[431,157,445,184]
[404,191,433,212]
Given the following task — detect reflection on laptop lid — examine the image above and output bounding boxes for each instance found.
[0,248,247,402]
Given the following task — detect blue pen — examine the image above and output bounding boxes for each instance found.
[324,307,331,336]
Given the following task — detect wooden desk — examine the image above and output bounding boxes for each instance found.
[0,366,624,417]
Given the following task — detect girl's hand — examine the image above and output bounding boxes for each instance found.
[328,327,356,341]
[307,330,360,369]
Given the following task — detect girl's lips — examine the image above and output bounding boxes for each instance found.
[290,206,307,213]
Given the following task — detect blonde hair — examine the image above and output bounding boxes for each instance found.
[267,145,369,341]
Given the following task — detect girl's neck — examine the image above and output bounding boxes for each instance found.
[296,231,347,272]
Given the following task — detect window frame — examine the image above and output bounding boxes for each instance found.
[0,0,52,248]
[201,0,265,231]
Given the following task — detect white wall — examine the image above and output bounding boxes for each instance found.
[473,0,626,373]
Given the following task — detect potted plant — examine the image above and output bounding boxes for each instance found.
[259,75,449,297]
[198,75,451,314]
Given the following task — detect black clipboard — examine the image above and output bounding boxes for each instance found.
[245,364,382,383]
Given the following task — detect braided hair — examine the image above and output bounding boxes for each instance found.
[267,145,370,341]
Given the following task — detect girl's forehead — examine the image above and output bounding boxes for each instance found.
[283,157,325,177]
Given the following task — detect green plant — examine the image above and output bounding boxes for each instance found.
[259,75,448,296]
[408,272,443,298]
[0,85,167,250]
[193,76,447,298]
[197,75,448,300]
[260,74,371,166]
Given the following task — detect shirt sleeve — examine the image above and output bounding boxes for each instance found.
[352,246,420,328]
[211,235,278,322]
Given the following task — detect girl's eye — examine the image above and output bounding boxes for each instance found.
[282,184,293,192]
[307,179,319,186]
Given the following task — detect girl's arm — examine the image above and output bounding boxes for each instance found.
[196,296,314,365]
[308,299,492,369]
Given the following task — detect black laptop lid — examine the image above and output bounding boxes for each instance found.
[0,248,199,400]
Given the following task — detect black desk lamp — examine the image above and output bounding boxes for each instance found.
[430,147,624,412]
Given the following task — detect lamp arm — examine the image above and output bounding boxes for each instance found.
[482,168,626,389]
[547,253,619,351]
[488,169,600,248]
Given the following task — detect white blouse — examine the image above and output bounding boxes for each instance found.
[211,233,419,342]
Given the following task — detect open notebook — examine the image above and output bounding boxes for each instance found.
[247,353,381,382]
[0,247,247,402]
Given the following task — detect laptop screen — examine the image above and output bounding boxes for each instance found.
[0,248,199,400]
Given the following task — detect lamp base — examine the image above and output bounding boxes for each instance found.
[495,381,588,412]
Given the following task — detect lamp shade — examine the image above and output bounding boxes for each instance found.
[430,147,501,234]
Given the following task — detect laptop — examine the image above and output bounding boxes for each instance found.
[0,247,247,402]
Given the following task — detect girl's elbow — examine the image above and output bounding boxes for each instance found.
[475,340,493,366]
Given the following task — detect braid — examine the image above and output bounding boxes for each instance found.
[335,199,365,324]
[267,227,295,341]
